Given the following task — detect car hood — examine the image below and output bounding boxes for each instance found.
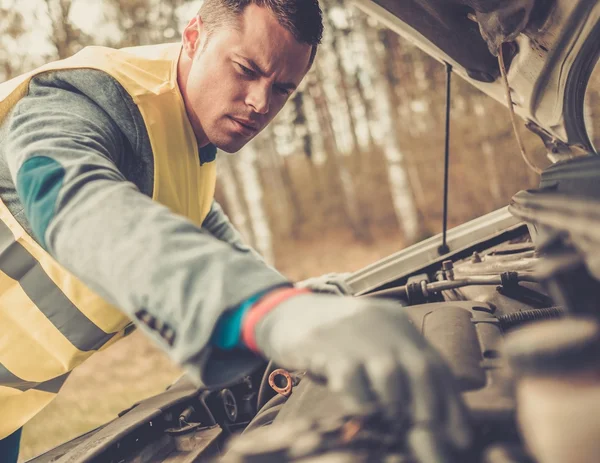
[352,0,600,155]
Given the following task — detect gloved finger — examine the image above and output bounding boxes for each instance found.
[313,283,345,296]
[329,273,353,296]
[438,370,472,450]
[328,358,377,415]
[396,344,445,426]
[276,342,322,373]
[400,346,472,455]
[329,280,354,296]
[322,272,352,281]
[416,354,472,451]
[313,273,353,296]
[364,353,408,419]
[316,316,407,416]
[408,425,463,463]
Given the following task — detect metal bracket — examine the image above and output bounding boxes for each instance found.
[525,121,589,161]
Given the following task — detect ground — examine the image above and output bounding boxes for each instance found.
[19,228,405,461]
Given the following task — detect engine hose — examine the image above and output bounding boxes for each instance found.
[256,360,277,412]
[243,394,288,434]
[366,272,539,300]
[498,307,564,331]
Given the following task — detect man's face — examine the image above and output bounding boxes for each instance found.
[179,5,313,153]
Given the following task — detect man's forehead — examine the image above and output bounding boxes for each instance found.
[234,5,312,74]
[228,39,301,79]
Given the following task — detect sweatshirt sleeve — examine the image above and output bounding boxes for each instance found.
[3,72,289,387]
[202,200,286,275]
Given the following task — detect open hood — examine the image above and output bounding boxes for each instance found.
[352,0,600,155]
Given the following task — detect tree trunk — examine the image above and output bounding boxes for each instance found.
[322,0,362,160]
[259,129,303,239]
[218,156,256,247]
[472,98,503,203]
[44,0,90,59]
[235,146,275,264]
[0,5,29,80]
[361,22,420,242]
[310,60,372,242]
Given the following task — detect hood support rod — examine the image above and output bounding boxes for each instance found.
[438,62,452,256]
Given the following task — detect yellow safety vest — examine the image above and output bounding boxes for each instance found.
[0,43,216,439]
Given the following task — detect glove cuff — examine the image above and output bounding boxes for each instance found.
[241,287,311,352]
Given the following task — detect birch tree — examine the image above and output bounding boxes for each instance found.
[323,0,362,158]
[44,0,92,59]
[0,2,35,80]
[384,31,431,225]
[102,0,190,47]
[357,15,420,242]
[472,99,503,202]
[217,156,255,246]
[310,58,372,242]
[235,146,275,264]
[301,75,328,166]
[260,127,304,238]
[300,73,329,208]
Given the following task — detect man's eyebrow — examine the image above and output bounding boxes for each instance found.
[236,54,298,91]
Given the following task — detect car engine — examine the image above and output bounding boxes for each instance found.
[221,155,600,463]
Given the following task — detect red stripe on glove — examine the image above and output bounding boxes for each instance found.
[241,287,311,353]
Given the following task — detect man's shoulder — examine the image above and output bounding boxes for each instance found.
[26,68,145,155]
[31,67,120,90]
[29,68,136,122]
[8,67,155,196]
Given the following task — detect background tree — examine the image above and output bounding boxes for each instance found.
[44,0,92,58]
[0,2,30,80]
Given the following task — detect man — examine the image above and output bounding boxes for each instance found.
[0,1,471,461]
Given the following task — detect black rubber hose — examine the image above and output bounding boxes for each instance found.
[498,307,564,331]
[256,360,277,412]
[243,394,288,434]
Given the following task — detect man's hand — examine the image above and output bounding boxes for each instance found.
[251,292,473,462]
[296,272,353,295]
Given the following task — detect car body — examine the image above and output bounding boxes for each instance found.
[353,0,600,156]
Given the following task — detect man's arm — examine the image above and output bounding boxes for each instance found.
[203,201,353,295]
[3,73,289,386]
[203,200,270,264]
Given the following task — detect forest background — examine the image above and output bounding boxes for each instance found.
[1,0,599,460]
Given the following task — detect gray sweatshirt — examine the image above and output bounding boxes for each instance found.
[0,69,288,387]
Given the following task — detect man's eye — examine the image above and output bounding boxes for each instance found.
[275,86,291,97]
[237,63,255,76]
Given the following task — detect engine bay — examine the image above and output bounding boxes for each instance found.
[222,232,558,462]
[30,156,600,463]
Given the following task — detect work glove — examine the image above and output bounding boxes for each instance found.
[296,272,353,295]
[251,292,473,462]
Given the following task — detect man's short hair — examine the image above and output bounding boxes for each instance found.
[198,0,323,66]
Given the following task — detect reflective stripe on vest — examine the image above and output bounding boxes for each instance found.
[0,43,216,438]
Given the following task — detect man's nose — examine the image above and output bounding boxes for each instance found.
[246,82,271,115]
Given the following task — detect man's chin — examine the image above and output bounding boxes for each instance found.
[212,134,255,154]
[217,145,244,155]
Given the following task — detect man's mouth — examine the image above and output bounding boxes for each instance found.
[229,116,259,134]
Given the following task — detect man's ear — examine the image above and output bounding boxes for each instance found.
[182,15,207,59]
